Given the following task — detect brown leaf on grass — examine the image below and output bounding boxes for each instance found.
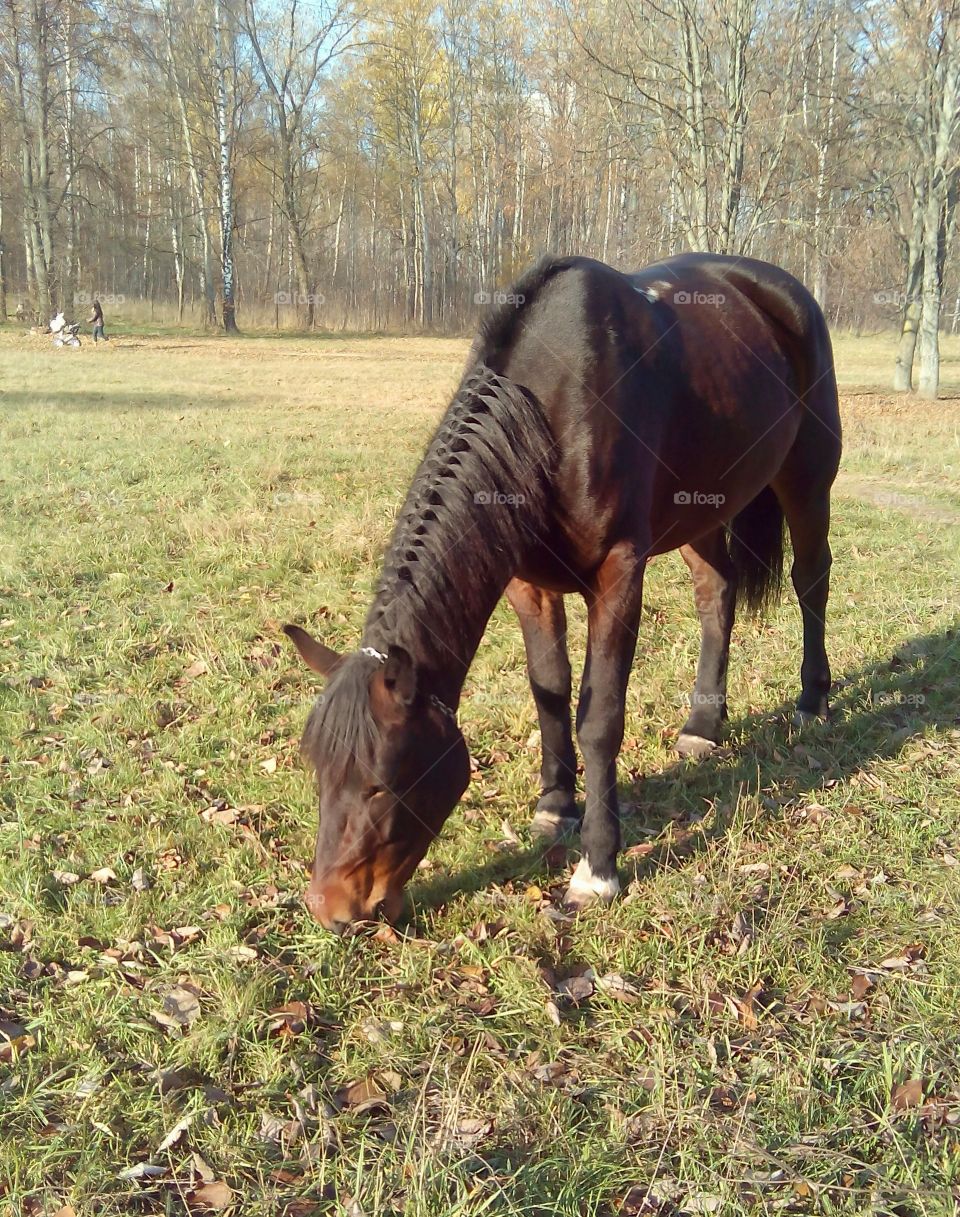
[333,1074,394,1115]
[131,867,151,892]
[158,1113,194,1152]
[443,1115,493,1150]
[544,998,562,1026]
[556,970,595,1003]
[52,870,82,886]
[265,1001,311,1037]
[850,972,874,1000]
[187,1181,234,1211]
[891,1078,924,1112]
[595,973,643,1004]
[89,866,117,885]
[822,894,850,920]
[200,805,239,826]
[735,983,766,1029]
[181,659,210,681]
[152,983,202,1031]
[259,756,278,774]
[0,1020,36,1062]
[54,1207,77,1217]
[879,943,926,971]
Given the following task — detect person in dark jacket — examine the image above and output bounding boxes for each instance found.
[88,298,108,343]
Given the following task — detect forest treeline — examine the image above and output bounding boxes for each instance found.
[0,0,957,394]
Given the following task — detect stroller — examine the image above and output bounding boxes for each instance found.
[50,311,81,348]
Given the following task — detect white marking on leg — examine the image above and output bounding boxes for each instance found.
[567,855,620,901]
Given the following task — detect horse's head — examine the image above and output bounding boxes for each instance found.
[284,625,471,933]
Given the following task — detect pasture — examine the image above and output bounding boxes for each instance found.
[2,328,960,1216]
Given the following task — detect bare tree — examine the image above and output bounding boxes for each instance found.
[242,0,356,327]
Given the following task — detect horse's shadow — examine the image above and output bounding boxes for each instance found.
[410,626,959,915]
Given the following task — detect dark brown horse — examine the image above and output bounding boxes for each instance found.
[285,253,841,932]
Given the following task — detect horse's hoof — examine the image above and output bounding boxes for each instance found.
[562,857,620,910]
[676,732,717,760]
[531,790,579,842]
[531,807,580,842]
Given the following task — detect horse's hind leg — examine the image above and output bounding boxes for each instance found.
[677,529,737,759]
[772,469,836,721]
[505,578,579,839]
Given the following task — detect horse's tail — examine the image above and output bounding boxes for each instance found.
[728,485,786,615]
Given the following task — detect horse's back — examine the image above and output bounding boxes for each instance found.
[474,252,840,574]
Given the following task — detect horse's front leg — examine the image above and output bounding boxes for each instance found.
[565,542,645,909]
[505,578,579,840]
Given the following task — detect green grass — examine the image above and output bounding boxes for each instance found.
[2,328,960,1216]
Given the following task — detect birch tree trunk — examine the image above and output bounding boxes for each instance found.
[893,200,924,392]
[165,0,217,327]
[213,0,238,331]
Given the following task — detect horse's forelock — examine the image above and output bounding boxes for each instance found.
[301,653,381,789]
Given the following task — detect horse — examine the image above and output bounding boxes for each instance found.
[284,253,841,933]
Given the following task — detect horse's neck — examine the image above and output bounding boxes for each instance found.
[361,370,554,704]
[362,523,520,707]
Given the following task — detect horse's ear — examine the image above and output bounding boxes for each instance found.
[382,644,417,707]
[282,624,343,677]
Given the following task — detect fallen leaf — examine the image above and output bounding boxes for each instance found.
[891,1079,924,1112]
[201,806,239,826]
[333,1075,391,1114]
[153,984,202,1030]
[182,659,209,681]
[557,970,595,1002]
[131,867,151,891]
[188,1181,234,1211]
[266,1001,311,1037]
[879,943,926,971]
[259,756,277,774]
[0,1023,36,1061]
[595,973,643,1003]
[118,1163,167,1181]
[158,1114,193,1152]
[89,866,117,885]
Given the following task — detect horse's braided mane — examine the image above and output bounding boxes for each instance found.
[302,359,557,785]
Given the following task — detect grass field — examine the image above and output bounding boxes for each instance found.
[2,326,960,1216]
